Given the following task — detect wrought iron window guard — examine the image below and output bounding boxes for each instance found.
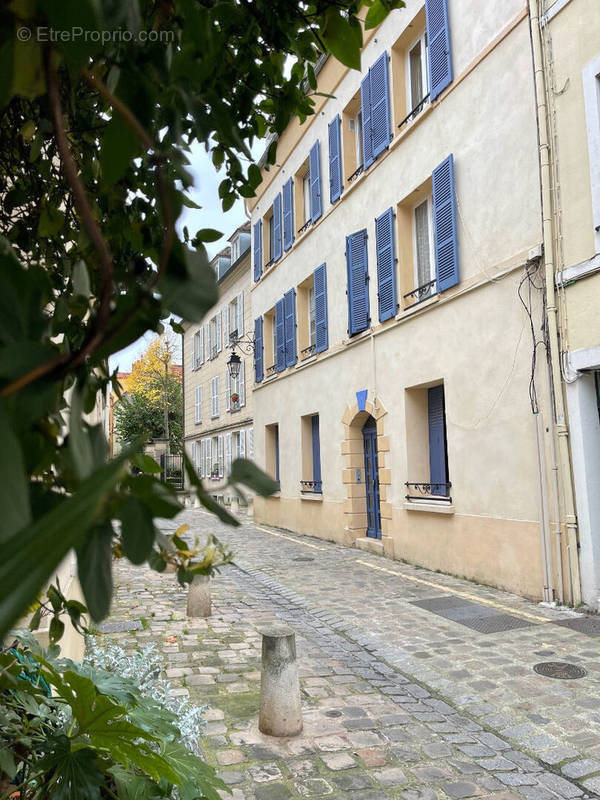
[398,94,430,130]
[405,481,452,502]
[403,279,436,307]
[266,364,277,375]
[348,164,364,183]
[301,480,322,493]
[301,344,316,359]
[298,219,312,234]
[210,345,218,359]
[265,258,275,269]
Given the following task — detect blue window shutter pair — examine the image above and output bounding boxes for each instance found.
[328,116,343,204]
[272,194,282,261]
[309,141,322,223]
[284,288,297,367]
[432,154,459,292]
[254,317,264,382]
[313,263,328,353]
[375,207,397,322]
[346,229,370,335]
[283,178,294,251]
[253,220,262,281]
[428,385,448,495]
[426,0,453,100]
[360,52,391,169]
[311,415,322,492]
[275,299,286,372]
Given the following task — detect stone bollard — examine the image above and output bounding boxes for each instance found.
[258,625,303,737]
[186,574,211,617]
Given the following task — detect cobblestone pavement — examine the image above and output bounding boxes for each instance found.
[97,509,600,800]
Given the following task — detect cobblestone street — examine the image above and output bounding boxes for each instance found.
[97,510,600,800]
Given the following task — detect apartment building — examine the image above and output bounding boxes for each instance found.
[247,0,574,601]
[538,0,600,607]
[183,222,254,509]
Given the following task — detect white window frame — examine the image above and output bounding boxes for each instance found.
[268,213,275,261]
[204,438,212,478]
[248,427,254,459]
[308,284,316,348]
[583,56,600,253]
[406,30,429,115]
[194,385,202,424]
[211,376,219,418]
[231,236,240,263]
[354,110,363,169]
[229,296,238,340]
[412,196,436,295]
[302,170,311,224]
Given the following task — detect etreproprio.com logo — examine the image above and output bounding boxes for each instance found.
[17,26,175,44]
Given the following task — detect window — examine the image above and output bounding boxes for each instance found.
[262,207,274,267]
[342,89,363,181]
[404,382,450,501]
[226,360,245,410]
[308,286,316,348]
[194,385,202,424]
[354,111,363,169]
[302,171,311,225]
[407,32,429,116]
[360,51,392,169]
[397,154,458,309]
[583,57,600,251]
[265,423,280,486]
[207,312,222,359]
[301,414,322,493]
[248,427,254,459]
[231,236,240,263]
[192,329,203,369]
[269,214,275,261]
[204,438,212,479]
[210,436,224,479]
[413,198,435,297]
[210,376,219,418]
[228,292,244,340]
[346,229,370,335]
[253,219,262,282]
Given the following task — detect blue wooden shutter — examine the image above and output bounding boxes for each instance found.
[254,316,263,382]
[312,415,322,492]
[432,154,459,292]
[426,0,453,100]
[309,140,322,223]
[328,115,342,204]
[346,229,370,335]
[369,52,391,160]
[375,207,397,322]
[283,177,294,251]
[253,220,262,281]
[275,298,286,372]
[314,263,328,353]
[360,73,374,169]
[428,385,448,495]
[284,288,297,367]
[272,193,282,261]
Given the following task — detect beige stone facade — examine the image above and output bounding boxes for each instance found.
[247,0,585,602]
[183,224,254,510]
[539,0,600,607]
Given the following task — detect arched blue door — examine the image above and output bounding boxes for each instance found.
[362,417,382,539]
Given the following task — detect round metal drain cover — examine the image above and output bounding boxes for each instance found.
[292,556,314,562]
[324,710,342,718]
[533,661,587,680]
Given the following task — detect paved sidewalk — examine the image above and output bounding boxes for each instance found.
[96,509,600,800]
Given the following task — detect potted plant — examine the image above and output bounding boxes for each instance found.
[231,392,239,405]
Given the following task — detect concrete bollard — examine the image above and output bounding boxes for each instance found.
[258,625,303,737]
[186,574,211,617]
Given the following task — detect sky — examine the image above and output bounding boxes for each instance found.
[108,141,248,373]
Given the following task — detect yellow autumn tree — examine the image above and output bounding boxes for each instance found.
[123,335,181,402]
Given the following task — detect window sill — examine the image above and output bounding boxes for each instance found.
[403,501,454,515]
[194,421,202,426]
[400,292,439,317]
[300,493,323,502]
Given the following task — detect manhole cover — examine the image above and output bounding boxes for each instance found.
[324,710,342,718]
[292,556,314,562]
[533,661,587,679]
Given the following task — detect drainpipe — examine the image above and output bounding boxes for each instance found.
[528,0,580,605]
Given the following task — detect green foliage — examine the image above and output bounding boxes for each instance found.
[0,633,225,799]
[114,384,183,454]
[0,0,403,640]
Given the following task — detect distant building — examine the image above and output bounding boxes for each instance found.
[182,222,254,511]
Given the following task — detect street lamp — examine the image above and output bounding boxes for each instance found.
[227,351,242,379]
[226,331,256,380]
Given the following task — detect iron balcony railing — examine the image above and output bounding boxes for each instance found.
[301,344,316,359]
[398,94,430,130]
[265,258,275,269]
[405,481,452,503]
[301,480,322,494]
[403,279,436,307]
[298,219,312,235]
[266,364,277,375]
[348,164,364,183]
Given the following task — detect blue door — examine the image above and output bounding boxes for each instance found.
[362,418,382,539]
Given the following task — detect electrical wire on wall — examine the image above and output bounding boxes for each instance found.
[517,258,548,414]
